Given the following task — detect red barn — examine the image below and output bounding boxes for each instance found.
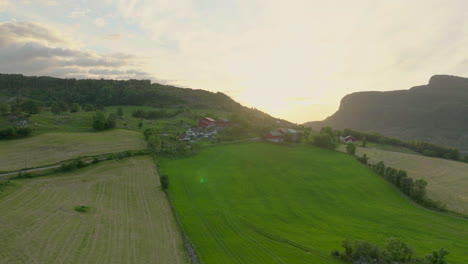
[344,135,357,143]
[197,117,216,128]
[216,119,230,127]
[264,131,284,143]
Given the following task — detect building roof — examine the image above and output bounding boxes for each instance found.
[202,117,216,122]
[269,131,283,136]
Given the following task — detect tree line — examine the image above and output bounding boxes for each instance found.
[132,109,184,120]
[339,128,462,161]
[333,238,449,264]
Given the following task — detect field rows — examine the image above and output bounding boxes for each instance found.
[0,129,146,172]
[339,145,468,215]
[162,143,468,264]
[0,157,187,264]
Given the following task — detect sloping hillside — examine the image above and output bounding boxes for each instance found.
[305,75,468,152]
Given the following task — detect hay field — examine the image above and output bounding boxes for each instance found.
[161,143,468,264]
[341,145,468,215]
[0,129,146,171]
[0,157,187,264]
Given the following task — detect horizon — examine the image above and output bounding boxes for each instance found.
[2,1,468,123]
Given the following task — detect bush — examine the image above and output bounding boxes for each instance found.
[346,143,356,155]
[74,205,91,213]
[160,174,169,190]
[92,111,116,131]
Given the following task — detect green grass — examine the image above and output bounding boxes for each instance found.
[339,145,468,215]
[0,129,146,171]
[160,143,468,264]
[0,157,187,264]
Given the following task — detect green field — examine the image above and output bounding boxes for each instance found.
[160,143,468,264]
[0,129,146,171]
[0,157,187,264]
[339,145,468,215]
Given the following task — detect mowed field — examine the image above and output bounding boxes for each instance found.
[161,143,468,264]
[0,129,146,171]
[339,145,468,215]
[0,157,187,264]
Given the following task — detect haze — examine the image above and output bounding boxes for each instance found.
[1,0,468,123]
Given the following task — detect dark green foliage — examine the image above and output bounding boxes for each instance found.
[312,127,338,149]
[51,103,61,114]
[83,103,95,112]
[132,109,182,119]
[357,153,368,165]
[160,174,169,190]
[92,111,116,131]
[0,180,12,191]
[0,126,32,140]
[117,107,123,118]
[334,238,447,264]
[60,159,87,172]
[147,135,162,153]
[20,99,40,114]
[92,158,100,164]
[425,248,449,264]
[346,143,356,155]
[69,103,80,113]
[74,205,91,213]
[0,103,10,115]
[138,122,143,129]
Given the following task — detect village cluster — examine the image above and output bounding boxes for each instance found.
[178,117,230,142]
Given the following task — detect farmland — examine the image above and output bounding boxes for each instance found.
[160,143,468,264]
[0,157,187,264]
[0,129,146,172]
[341,145,468,215]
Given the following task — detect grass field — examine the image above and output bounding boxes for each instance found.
[0,129,146,171]
[160,143,468,264]
[0,157,187,264]
[339,145,468,215]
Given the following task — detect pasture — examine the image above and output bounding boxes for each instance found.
[161,143,468,264]
[0,157,187,264]
[0,129,146,172]
[342,145,468,215]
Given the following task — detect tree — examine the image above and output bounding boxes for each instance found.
[69,103,80,113]
[346,143,356,155]
[383,238,412,262]
[361,137,367,147]
[138,121,143,129]
[117,107,123,118]
[51,103,61,115]
[147,135,162,153]
[341,239,353,257]
[425,248,449,264]
[83,103,94,112]
[21,100,40,114]
[411,179,428,202]
[400,177,414,195]
[92,111,107,130]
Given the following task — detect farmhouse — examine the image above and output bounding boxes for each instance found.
[264,131,284,142]
[344,135,357,143]
[197,117,216,128]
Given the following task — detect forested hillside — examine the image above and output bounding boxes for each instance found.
[305,75,468,152]
[0,73,284,126]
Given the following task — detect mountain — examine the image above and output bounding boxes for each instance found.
[305,75,468,152]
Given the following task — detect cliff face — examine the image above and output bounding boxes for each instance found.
[305,75,468,152]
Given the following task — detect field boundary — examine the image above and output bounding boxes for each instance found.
[0,149,149,178]
[351,154,468,221]
[154,157,200,264]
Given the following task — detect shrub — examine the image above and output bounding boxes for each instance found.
[346,143,356,155]
[74,205,91,213]
[160,174,169,190]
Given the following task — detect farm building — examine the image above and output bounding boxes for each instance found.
[264,131,284,143]
[216,118,230,127]
[344,135,357,143]
[197,117,216,128]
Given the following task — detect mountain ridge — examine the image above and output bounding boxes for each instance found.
[305,75,468,152]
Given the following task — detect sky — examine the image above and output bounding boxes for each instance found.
[1,0,468,123]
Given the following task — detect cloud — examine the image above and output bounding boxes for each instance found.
[70,8,90,18]
[0,21,153,80]
[94,18,108,27]
[0,0,11,11]
[103,33,123,40]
